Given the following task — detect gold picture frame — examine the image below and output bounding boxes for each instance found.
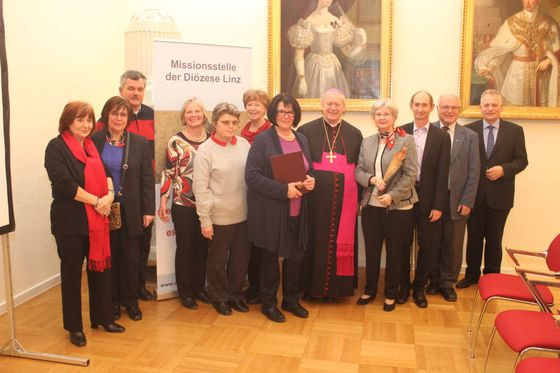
[460,0,560,119]
[267,0,393,111]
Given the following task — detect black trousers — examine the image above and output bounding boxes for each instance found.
[110,205,140,308]
[260,217,303,307]
[362,205,414,299]
[206,221,250,302]
[54,234,113,332]
[401,200,443,291]
[465,202,510,281]
[247,243,262,290]
[137,221,153,291]
[172,204,208,299]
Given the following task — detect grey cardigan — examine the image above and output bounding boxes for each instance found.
[355,133,419,210]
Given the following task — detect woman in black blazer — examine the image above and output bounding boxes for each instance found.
[245,93,315,323]
[92,96,155,322]
[45,101,125,347]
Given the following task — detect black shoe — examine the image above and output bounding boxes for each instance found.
[113,305,121,321]
[138,287,156,301]
[413,289,428,308]
[228,300,249,313]
[356,294,375,306]
[69,331,86,347]
[91,322,125,333]
[246,293,262,305]
[302,293,314,302]
[383,300,396,312]
[440,287,458,302]
[181,296,198,310]
[261,306,286,323]
[456,277,478,289]
[245,287,262,305]
[195,291,212,304]
[281,301,309,318]
[126,305,142,321]
[426,283,439,295]
[396,287,410,305]
[213,301,232,316]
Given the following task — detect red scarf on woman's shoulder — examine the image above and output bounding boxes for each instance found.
[62,131,111,272]
[240,119,272,144]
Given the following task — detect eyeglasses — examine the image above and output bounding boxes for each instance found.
[109,111,128,119]
[277,110,295,117]
[439,106,460,112]
[218,120,239,127]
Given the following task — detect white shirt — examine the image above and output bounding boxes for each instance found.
[413,122,429,182]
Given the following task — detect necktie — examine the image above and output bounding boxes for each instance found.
[487,125,495,158]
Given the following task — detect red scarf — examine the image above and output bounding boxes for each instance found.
[379,127,406,149]
[62,131,111,272]
[240,119,271,144]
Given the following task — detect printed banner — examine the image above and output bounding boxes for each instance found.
[153,40,251,298]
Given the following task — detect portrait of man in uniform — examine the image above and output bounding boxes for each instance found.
[470,0,560,107]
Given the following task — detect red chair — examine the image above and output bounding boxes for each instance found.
[516,357,560,373]
[468,234,560,358]
[482,264,560,372]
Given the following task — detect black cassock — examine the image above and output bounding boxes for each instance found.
[297,117,363,298]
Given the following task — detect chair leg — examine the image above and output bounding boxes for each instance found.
[483,326,497,373]
[512,353,522,373]
[467,288,480,333]
[470,298,490,358]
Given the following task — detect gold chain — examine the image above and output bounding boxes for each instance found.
[322,118,342,163]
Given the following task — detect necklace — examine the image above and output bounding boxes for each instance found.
[322,118,342,163]
[276,128,295,141]
[183,127,207,143]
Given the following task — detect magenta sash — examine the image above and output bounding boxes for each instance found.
[313,153,357,276]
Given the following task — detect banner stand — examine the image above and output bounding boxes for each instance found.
[0,234,89,366]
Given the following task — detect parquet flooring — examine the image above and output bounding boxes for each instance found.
[0,270,557,372]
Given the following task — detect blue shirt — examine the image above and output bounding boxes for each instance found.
[102,144,124,202]
[483,119,500,152]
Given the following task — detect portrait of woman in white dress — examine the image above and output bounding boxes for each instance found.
[287,0,367,98]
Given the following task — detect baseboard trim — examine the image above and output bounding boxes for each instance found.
[0,273,61,315]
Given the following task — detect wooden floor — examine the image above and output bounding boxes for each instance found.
[0,271,556,373]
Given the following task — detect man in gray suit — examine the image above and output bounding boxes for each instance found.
[430,94,480,301]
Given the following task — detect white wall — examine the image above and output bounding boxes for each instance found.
[1,0,558,309]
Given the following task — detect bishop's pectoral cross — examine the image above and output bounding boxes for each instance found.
[326,151,337,163]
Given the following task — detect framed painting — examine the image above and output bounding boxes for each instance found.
[268,0,393,111]
[460,0,560,119]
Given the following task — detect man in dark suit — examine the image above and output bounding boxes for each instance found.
[432,94,480,301]
[399,91,450,308]
[457,89,528,288]
[119,70,156,301]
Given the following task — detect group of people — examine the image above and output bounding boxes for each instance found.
[45,68,528,348]
[45,71,157,347]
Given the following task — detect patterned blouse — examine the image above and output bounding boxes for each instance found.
[160,131,207,207]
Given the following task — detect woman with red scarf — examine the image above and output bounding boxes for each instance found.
[92,97,155,323]
[354,99,418,311]
[45,102,125,348]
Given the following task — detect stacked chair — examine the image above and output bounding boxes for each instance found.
[467,235,559,357]
[477,234,560,372]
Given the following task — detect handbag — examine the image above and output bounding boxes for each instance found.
[109,132,130,231]
[109,202,122,230]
